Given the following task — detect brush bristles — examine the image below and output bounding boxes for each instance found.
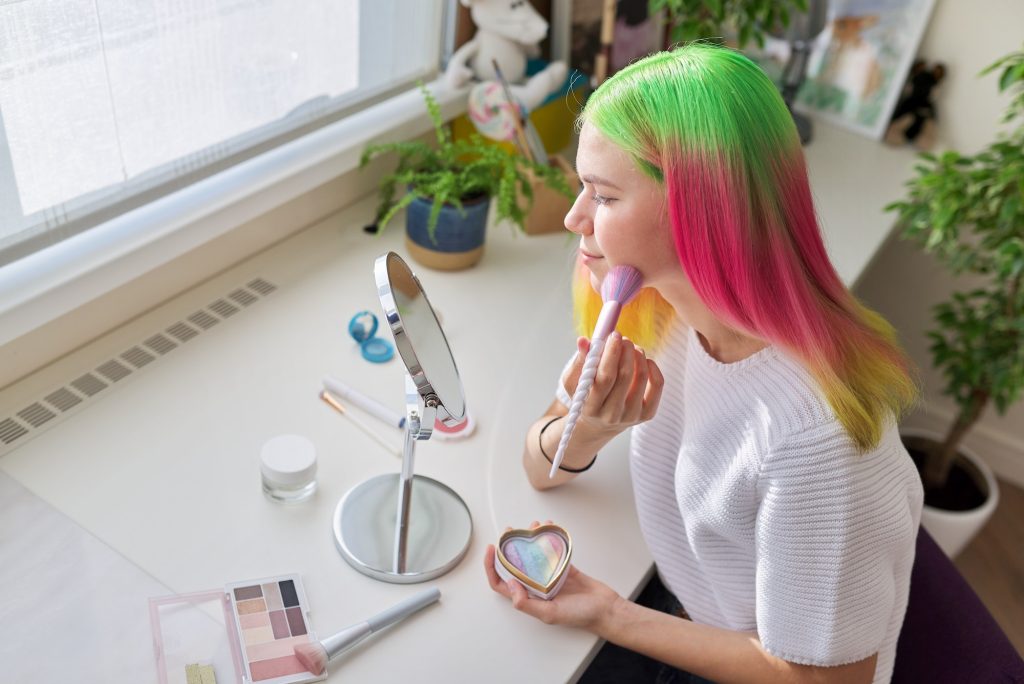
[601,265,643,305]
[294,641,328,676]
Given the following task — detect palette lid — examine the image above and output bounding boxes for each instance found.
[149,589,245,684]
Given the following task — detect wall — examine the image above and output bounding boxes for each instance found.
[853,0,1024,486]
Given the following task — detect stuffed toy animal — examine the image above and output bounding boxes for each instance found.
[444,0,568,112]
[885,59,946,150]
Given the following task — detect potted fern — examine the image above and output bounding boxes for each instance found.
[361,83,573,271]
[648,0,809,49]
[885,45,1024,557]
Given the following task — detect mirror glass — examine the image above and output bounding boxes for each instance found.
[376,252,466,425]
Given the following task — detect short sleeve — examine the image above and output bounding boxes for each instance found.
[554,353,574,407]
[753,424,920,666]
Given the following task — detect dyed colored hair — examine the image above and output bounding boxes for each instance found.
[575,43,917,451]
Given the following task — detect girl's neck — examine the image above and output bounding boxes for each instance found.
[693,326,768,364]
[661,288,767,363]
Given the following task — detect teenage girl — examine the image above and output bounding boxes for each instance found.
[484,43,921,684]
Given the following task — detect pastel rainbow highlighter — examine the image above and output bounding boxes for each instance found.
[494,524,573,600]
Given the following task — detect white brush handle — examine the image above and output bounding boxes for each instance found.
[549,301,622,478]
[321,588,440,660]
[323,375,405,429]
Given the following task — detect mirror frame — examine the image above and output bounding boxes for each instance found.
[374,252,466,427]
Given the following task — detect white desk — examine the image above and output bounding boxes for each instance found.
[0,121,918,683]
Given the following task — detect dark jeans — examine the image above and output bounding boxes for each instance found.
[578,572,716,684]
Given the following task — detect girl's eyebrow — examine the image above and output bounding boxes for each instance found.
[580,174,622,190]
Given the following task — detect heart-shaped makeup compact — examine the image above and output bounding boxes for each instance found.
[493,524,572,600]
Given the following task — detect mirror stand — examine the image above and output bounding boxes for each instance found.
[333,376,472,584]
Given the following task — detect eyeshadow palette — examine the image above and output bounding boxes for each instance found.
[226,577,316,682]
[150,574,326,684]
[494,524,573,600]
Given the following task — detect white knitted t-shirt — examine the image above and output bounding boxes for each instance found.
[556,322,923,683]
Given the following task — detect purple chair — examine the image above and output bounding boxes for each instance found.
[892,526,1024,682]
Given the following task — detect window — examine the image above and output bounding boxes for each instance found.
[0,0,444,265]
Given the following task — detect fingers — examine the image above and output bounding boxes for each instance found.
[618,345,649,424]
[587,332,625,410]
[506,578,554,624]
[484,545,512,598]
[640,358,665,422]
[578,337,590,357]
[598,335,636,420]
[561,337,591,396]
[590,335,655,426]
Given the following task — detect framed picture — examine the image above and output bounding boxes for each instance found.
[747,0,937,140]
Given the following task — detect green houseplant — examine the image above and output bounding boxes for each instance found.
[885,45,1024,544]
[360,83,573,270]
[648,0,808,49]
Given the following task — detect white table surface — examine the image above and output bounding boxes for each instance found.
[0,121,918,683]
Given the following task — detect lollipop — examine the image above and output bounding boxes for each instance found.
[467,81,522,142]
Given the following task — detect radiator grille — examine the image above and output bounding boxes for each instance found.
[0,278,277,457]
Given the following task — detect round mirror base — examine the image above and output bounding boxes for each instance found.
[333,473,472,584]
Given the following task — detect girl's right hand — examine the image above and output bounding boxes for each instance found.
[560,333,664,442]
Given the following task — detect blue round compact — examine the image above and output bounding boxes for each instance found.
[360,337,394,363]
[348,311,379,343]
[347,311,394,363]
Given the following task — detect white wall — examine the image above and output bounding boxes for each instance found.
[854,0,1024,486]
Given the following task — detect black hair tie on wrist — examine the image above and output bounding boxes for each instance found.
[538,415,597,473]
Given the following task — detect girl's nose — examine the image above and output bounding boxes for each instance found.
[563,189,592,235]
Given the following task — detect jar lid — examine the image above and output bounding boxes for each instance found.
[260,434,317,487]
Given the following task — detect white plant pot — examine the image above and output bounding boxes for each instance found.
[901,428,1000,559]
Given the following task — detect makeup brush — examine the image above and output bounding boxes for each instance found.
[319,390,402,459]
[492,59,547,165]
[549,264,644,478]
[294,587,441,675]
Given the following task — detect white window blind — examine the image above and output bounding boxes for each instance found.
[0,0,443,265]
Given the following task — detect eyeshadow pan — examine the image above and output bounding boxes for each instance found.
[239,611,271,629]
[250,654,307,681]
[279,579,299,608]
[236,598,267,615]
[243,625,275,646]
[285,606,306,636]
[246,634,310,663]
[234,584,263,601]
[263,581,284,611]
[269,609,290,639]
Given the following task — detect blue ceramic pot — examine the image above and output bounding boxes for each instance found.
[405,194,490,270]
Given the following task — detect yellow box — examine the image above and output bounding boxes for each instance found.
[523,154,578,236]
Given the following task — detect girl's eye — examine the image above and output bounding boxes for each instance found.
[591,194,613,206]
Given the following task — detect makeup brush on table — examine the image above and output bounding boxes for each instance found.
[319,389,402,459]
[549,265,644,478]
[294,587,441,676]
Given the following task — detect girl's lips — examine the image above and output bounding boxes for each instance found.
[580,248,603,261]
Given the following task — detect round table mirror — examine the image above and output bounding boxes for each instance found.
[333,252,472,583]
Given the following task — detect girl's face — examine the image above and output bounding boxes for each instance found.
[565,122,680,292]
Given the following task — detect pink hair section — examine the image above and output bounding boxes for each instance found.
[664,145,905,372]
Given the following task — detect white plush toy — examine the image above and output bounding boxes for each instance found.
[444,0,568,112]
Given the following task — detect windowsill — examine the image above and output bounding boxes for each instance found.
[0,79,468,390]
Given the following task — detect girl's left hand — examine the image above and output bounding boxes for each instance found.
[484,521,623,633]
